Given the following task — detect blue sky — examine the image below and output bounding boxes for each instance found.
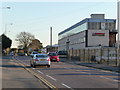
[0,1,117,48]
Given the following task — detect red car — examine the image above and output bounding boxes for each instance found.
[48,52,60,62]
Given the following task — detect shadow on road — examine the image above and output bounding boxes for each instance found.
[1,64,23,68]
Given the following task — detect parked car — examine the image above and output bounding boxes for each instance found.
[57,51,68,58]
[30,54,51,68]
[30,51,38,57]
[17,52,25,56]
[9,52,14,56]
[48,52,60,62]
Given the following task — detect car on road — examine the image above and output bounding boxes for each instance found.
[9,52,14,56]
[48,52,60,62]
[57,51,68,58]
[17,52,25,56]
[30,54,51,68]
[30,51,39,57]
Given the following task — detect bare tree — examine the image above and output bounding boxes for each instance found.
[15,32,35,49]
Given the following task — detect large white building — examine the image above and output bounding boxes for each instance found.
[58,14,117,51]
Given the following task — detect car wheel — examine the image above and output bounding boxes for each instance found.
[33,63,36,68]
[47,65,50,68]
[30,62,33,67]
[30,64,33,67]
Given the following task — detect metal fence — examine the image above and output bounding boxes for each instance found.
[68,47,120,67]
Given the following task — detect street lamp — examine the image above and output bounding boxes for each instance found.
[1,6,11,35]
[117,0,120,66]
[0,6,11,9]
[4,23,13,35]
[50,27,52,52]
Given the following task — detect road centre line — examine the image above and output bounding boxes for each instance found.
[37,70,44,74]
[46,75,57,81]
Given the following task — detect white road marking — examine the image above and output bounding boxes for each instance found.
[32,68,35,70]
[61,83,72,89]
[76,70,91,75]
[10,60,14,61]
[100,76,119,82]
[46,75,57,81]
[100,70,119,75]
[63,67,71,70]
[37,70,44,74]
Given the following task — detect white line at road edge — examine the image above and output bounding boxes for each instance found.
[61,83,72,89]
[46,75,57,81]
[37,70,44,74]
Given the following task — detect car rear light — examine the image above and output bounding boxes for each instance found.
[34,59,39,61]
[47,58,50,61]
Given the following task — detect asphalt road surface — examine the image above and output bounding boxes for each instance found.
[2,56,49,89]
[2,56,119,90]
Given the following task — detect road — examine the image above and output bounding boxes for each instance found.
[2,56,49,89]
[2,56,119,90]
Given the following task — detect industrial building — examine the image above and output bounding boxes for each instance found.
[58,14,117,51]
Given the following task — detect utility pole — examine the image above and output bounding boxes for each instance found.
[50,27,52,52]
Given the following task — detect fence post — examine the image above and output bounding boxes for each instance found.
[88,49,90,62]
[79,49,81,61]
[107,48,109,65]
[84,49,85,62]
[100,47,102,64]
[116,48,118,66]
[68,50,70,61]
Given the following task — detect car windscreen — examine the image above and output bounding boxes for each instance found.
[49,53,57,56]
[33,52,38,54]
[36,55,48,58]
[58,51,67,55]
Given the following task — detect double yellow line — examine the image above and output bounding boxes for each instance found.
[16,60,58,90]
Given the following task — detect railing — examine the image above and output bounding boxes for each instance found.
[67,47,120,67]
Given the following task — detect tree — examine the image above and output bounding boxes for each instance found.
[28,39,43,51]
[15,32,35,49]
[0,34,12,50]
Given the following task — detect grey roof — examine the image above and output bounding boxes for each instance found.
[58,18,116,35]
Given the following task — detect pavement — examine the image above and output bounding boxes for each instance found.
[61,58,120,73]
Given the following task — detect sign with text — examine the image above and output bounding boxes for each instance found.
[92,33,105,36]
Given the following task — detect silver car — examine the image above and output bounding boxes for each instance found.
[30,54,51,68]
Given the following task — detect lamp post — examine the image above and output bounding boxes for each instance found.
[50,27,53,52]
[1,6,11,35]
[4,23,13,35]
[0,7,11,9]
[117,0,120,66]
